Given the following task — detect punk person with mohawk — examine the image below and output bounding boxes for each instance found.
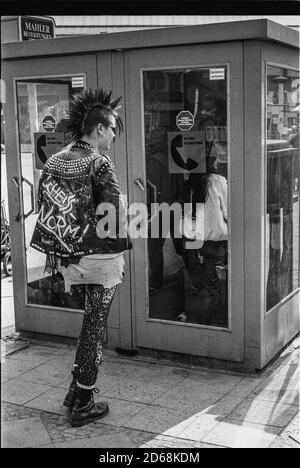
[30,89,132,427]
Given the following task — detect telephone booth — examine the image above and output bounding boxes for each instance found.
[2,19,299,371]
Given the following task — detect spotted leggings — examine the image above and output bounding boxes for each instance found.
[71,284,117,387]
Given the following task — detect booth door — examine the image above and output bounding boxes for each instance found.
[4,54,111,339]
[125,42,245,361]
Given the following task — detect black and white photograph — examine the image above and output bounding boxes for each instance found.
[1,4,299,451]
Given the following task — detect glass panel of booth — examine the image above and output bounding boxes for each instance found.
[15,75,85,310]
[265,65,300,312]
[142,66,228,328]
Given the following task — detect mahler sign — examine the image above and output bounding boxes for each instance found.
[20,16,55,41]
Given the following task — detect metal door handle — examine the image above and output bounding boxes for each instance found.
[146,179,158,204]
[21,176,34,219]
[11,176,20,189]
[146,179,158,223]
[134,178,145,191]
[10,176,35,221]
[11,176,22,222]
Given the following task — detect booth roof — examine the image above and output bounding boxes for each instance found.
[2,18,299,61]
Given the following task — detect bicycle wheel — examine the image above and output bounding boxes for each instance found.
[3,251,12,276]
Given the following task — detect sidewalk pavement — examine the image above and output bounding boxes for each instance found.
[1,335,299,449]
[1,269,15,338]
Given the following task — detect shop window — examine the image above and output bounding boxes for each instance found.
[143,66,229,327]
[266,65,300,311]
[15,76,85,310]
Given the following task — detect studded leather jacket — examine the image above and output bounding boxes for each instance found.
[30,141,132,262]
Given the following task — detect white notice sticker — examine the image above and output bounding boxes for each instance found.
[209,68,225,80]
[168,131,206,173]
[72,76,85,88]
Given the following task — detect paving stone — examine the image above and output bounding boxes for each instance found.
[284,414,300,435]
[270,414,300,448]
[256,365,299,394]
[23,386,71,416]
[120,404,197,435]
[39,413,74,443]
[127,366,191,397]
[1,401,42,421]
[3,351,60,367]
[202,418,281,448]
[64,428,81,435]
[1,378,52,405]
[54,431,140,448]
[270,436,300,448]
[167,393,247,442]
[1,358,43,383]
[101,358,153,378]
[252,388,299,406]
[102,373,178,404]
[40,412,120,444]
[154,379,226,411]
[40,412,155,448]
[96,373,133,393]
[278,349,300,367]
[50,353,76,369]
[1,416,52,448]
[31,443,57,448]
[1,338,30,361]
[122,428,159,447]
[181,368,242,387]
[227,396,299,427]
[229,377,261,396]
[264,341,299,371]
[153,435,224,449]
[78,360,154,394]
[175,414,225,442]
[208,392,251,415]
[139,363,192,381]
[5,344,67,362]
[15,360,71,386]
[56,369,129,392]
[1,339,299,449]
[93,397,147,427]
[139,438,166,448]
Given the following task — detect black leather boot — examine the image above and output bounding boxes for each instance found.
[70,387,109,427]
[63,369,78,409]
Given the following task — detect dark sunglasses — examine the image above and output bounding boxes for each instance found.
[108,125,117,135]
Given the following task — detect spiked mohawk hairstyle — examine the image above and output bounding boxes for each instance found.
[66,88,123,140]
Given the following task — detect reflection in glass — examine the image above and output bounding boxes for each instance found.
[16,77,85,309]
[266,66,299,311]
[143,67,228,327]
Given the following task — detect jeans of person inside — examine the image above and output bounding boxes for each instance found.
[183,240,227,314]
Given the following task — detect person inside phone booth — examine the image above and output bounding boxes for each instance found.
[181,152,228,325]
[194,92,226,130]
